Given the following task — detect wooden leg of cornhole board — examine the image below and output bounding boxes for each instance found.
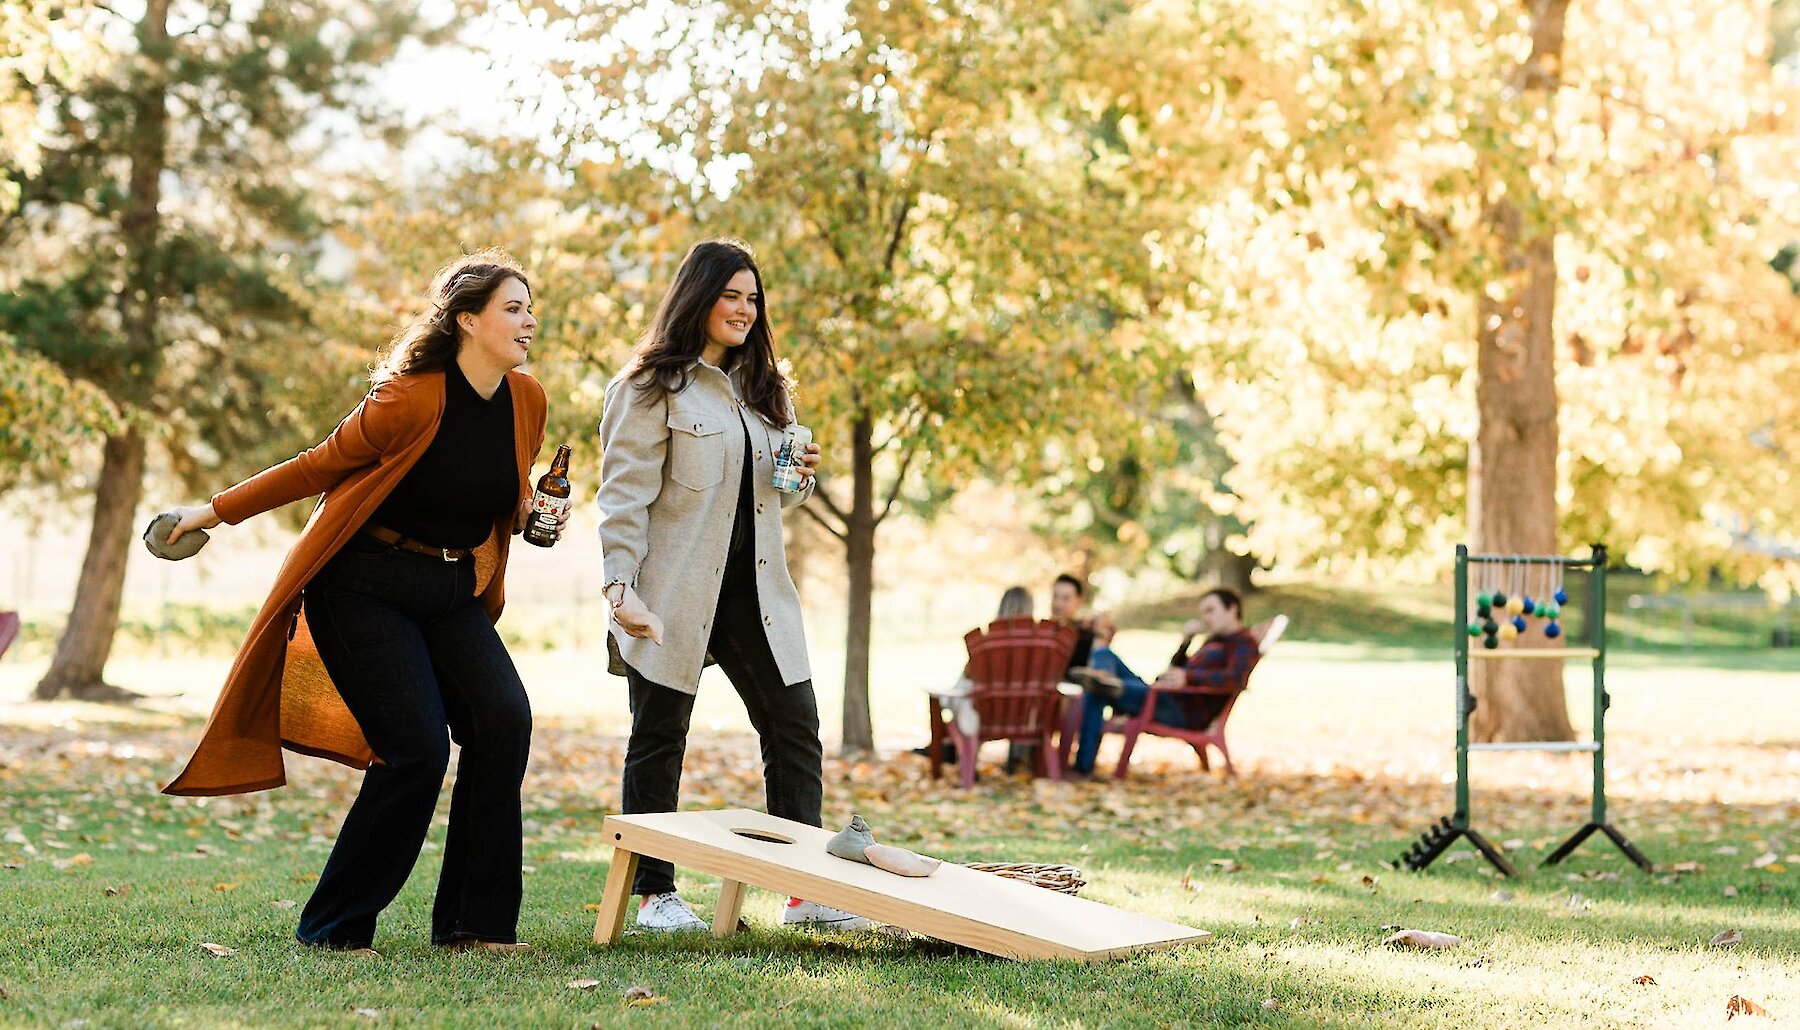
[712,879,746,937]
[592,848,641,944]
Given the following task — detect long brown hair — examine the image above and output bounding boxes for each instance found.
[621,239,791,426]
[372,249,529,384]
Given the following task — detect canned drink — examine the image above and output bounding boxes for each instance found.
[771,424,813,493]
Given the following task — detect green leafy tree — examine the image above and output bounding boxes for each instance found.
[543,0,1173,751]
[0,0,426,699]
[1122,0,1800,737]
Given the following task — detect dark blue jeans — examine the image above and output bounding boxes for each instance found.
[296,536,532,949]
[1072,646,1191,774]
[620,543,823,896]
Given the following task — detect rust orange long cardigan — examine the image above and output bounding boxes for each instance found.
[163,368,548,797]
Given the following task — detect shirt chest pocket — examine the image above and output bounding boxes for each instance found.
[667,410,726,490]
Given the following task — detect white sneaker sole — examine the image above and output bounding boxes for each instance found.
[783,917,873,932]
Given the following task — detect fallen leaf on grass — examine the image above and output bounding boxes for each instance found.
[1750,852,1778,869]
[1668,861,1704,874]
[1491,890,1513,903]
[1567,893,1593,913]
[213,882,241,893]
[103,884,131,898]
[567,979,601,990]
[1726,995,1770,1019]
[51,853,92,871]
[1632,975,1657,986]
[1261,998,1280,1011]
[582,903,603,912]
[352,1008,381,1020]
[1383,929,1461,950]
[1723,886,1739,898]
[623,984,667,1007]
[199,943,236,957]
[1209,858,1243,873]
[270,899,296,910]
[1710,929,1743,950]
[1360,875,1379,894]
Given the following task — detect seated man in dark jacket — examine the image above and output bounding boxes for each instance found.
[1068,587,1257,775]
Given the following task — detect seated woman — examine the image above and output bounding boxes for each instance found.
[1068,587,1258,775]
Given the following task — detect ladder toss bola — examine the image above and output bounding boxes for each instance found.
[1400,544,1653,877]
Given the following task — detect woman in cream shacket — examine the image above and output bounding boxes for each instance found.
[596,239,870,934]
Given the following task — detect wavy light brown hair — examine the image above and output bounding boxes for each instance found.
[996,586,1035,619]
[621,239,791,426]
[372,249,529,384]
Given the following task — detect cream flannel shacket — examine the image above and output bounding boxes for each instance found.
[596,361,814,692]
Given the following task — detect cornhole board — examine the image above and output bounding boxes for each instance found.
[590,808,1212,962]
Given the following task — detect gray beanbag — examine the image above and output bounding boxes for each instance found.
[143,512,209,561]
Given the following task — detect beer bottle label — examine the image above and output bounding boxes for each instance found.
[532,493,572,520]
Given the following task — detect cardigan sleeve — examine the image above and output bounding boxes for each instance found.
[595,375,668,589]
[210,377,421,525]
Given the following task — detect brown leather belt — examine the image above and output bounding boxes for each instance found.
[361,524,472,562]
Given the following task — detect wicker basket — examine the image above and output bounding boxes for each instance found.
[962,861,1086,895]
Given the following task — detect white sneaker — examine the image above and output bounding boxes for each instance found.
[782,897,873,931]
[635,892,708,932]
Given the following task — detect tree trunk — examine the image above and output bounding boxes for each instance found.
[34,427,148,700]
[1469,0,1575,743]
[1199,548,1257,594]
[838,412,877,754]
[35,0,168,703]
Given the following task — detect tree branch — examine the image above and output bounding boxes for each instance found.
[797,500,848,543]
[871,404,926,453]
[874,442,922,526]
[810,480,850,529]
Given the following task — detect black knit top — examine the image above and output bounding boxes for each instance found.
[370,362,517,548]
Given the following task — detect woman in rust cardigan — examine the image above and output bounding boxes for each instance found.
[160,250,554,955]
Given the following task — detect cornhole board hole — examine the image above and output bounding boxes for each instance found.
[590,808,1212,962]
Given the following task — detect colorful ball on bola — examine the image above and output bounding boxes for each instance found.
[1506,596,1525,615]
[1511,614,1528,632]
[1498,623,1519,641]
[1521,596,1536,615]
[1482,634,1500,649]
[1467,621,1483,638]
[1553,588,1569,606]
[1477,591,1494,608]
[1492,591,1508,608]
[1544,621,1562,639]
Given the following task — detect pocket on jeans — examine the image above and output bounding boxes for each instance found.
[667,411,725,490]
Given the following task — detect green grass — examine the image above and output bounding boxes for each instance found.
[5,645,1800,1029]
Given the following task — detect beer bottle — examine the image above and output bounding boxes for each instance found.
[523,444,572,548]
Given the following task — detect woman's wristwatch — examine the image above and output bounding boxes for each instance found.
[604,581,629,609]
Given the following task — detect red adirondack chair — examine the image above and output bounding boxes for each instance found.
[1062,614,1287,780]
[936,616,1078,788]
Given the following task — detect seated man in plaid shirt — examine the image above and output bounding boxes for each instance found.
[1068,587,1258,776]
